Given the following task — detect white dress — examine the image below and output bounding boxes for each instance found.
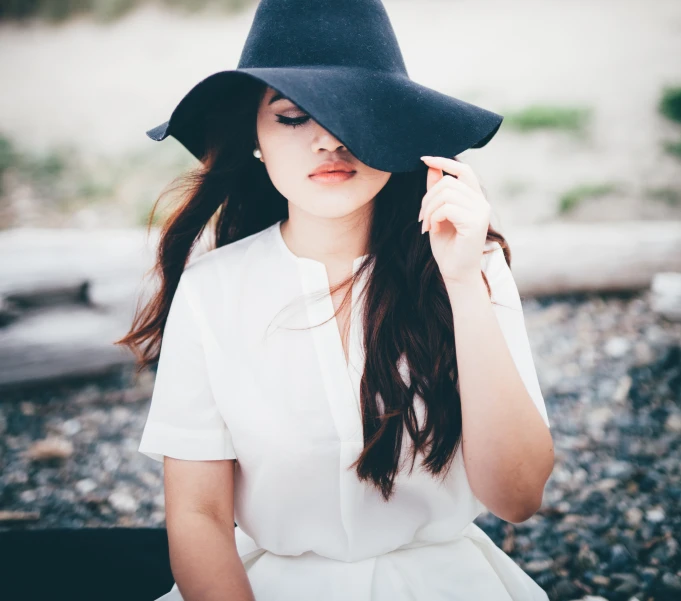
[138,219,551,601]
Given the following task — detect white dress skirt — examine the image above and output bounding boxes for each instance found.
[139,220,551,601]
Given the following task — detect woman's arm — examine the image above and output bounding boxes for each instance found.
[417,155,553,523]
[446,274,554,524]
[164,457,255,601]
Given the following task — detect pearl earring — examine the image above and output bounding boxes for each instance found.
[253,148,262,159]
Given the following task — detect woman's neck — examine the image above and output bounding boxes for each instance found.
[280,209,371,267]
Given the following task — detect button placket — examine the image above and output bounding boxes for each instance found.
[297,259,361,442]
[346,256,371,441]
[273,219,370,443]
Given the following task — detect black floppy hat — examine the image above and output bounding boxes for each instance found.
[145,0,504,173]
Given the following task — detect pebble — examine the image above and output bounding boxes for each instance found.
[25,437,74,461]
[661,572,681,591]
[605,336,630,358]
[60,418,82,436]
[108,490,139,514]
[665,412,681,433]
[75,478,97,495]
[645,506,665,523]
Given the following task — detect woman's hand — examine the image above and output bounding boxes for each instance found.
[418,155,491,286]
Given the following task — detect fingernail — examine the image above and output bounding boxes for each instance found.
[421,221,426,234]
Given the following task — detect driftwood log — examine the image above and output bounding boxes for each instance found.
[0,221,680,389]
[0,228,160,389]
[503,221,681,296]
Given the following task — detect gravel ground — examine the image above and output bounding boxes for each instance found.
[0,289,680,601]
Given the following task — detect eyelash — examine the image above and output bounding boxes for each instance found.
[276,114,311,128]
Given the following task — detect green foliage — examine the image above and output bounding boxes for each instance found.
[647,187,681,206]
[0,129,206,229]
[0,135,19,195]
[0,131,119,219]
[164,0,252,14]
[0,0,254,23]
[504,104,592,133]
[93,0,139,23]
[22,150,68,188]
[0,134,70,198]
[658,86,681,159]
[663,138,681,159]
[558,183,618,214]
[659,85,681,125]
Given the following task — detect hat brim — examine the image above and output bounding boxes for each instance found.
[146,67,503,173]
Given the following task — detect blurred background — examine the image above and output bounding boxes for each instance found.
[0,1,680,600]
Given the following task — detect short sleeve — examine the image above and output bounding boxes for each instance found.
[138,273,237,462]
[482,242,551,428]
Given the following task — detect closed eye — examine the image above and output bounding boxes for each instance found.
[276,114,311,128]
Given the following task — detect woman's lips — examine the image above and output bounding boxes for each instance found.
[309,170,357,183]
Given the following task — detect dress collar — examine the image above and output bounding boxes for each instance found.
[272,218,370,272]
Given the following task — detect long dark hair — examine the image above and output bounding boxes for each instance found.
[116,77,512,501]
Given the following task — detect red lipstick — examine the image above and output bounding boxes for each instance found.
[309,159,357,183]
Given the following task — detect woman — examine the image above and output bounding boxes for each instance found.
[120,1,554,599]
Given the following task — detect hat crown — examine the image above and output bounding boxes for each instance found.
[237,0,408,75]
